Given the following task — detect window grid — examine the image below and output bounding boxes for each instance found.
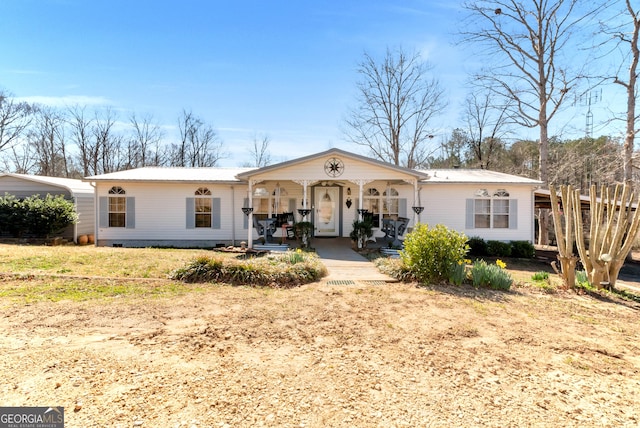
[108,186,126,228]
[195,188,212,228]
[363,188,380,228]
[473,197,510,229]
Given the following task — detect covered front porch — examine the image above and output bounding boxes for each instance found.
[236,149,429,249]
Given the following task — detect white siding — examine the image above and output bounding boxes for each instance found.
[75,196,95,237]
[421,183,534,242]
[251,157,417,183]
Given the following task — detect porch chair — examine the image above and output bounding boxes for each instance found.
[396,217,410,237]
[283,212,296,239]
[252,216,277,241]
[381,217,410,241]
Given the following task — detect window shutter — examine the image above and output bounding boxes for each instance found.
[399,198,407,217]
[243,198,249,229]
[186,198,195,229]
[125,197,135,228]
[465,199,474,229]
[99,197,108,228]
[509,199,518,229]
[212,198,221,229]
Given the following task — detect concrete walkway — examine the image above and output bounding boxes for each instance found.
[312,237,397,284]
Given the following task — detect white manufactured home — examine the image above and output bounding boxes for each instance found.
[0,173,95,242]
[83,148,542,248]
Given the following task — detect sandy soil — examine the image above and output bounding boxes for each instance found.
[1,274,639,427]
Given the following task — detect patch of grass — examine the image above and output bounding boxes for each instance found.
[0,275,204,303]
[531,271,549,281]
[530,280,557,294]
[0,244,207,278]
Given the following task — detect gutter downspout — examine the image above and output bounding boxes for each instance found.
[73,195,79,244]
[231,185,236,246]
[89,182,97,246]
[531,186,537,244]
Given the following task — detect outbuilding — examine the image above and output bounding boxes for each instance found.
[0,173,95,243]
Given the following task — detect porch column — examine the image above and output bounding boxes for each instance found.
[413,179,420,224]
[351,179,373,220]
[292,180,318,220]
[402,178,421,225]
[247,180,253,249]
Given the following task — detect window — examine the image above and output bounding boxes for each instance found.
[467,189,515,229]
[474,199,491,228]
[383,187,399,219]
[252,187,270,215]
[493,199,510,228]
[108,186,126,227]
[195,187,212,228]
[363,188,380,228]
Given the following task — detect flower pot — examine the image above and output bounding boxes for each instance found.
[77,235,88,245]
[87,234,95,244]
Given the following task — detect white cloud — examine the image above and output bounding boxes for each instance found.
[15,95,111,107]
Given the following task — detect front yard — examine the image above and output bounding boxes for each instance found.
[0,244,639,426]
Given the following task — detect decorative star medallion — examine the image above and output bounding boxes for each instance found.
[324,157,344,177]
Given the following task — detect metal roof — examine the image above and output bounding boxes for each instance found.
[84,166,255,183]
[82,154,540,186]
[0,173,95,195]
[418,168,543,185]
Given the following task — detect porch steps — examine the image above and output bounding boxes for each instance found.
[380,248,401,258]
[253,243,290,252]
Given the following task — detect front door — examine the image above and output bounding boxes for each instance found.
[314,187,339,237]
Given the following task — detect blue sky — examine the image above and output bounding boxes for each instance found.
[0,0,624,167]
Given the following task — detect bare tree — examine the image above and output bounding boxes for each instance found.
[461,0,598,244]
[343,47,446,168]
[2,143,37,174]
[604,0,640,183]
[461,0,595,182]
[549,136,622,188]
[128,113,166,167]
[244,133,272,167]
[28,106,70,177]
[0,90,34,155]
[67,105,95,176]
[169,110,227,167]
[463,91,511,169]
[70,107,123,175]
[93,108,123,174]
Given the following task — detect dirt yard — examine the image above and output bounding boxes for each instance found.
[1,271,639,427]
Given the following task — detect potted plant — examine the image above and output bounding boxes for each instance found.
[295,221,314,249]
[349,218,373,249]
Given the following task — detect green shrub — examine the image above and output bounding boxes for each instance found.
[400,223,469,284]
[470,259,512,290]
[486,240,512,257]
[0,193,77,238]
[531,271,549,281]
[510,240,535,258]
[349,218,374,249]
[0,193,26,236]
[170,250,326,287]
[467,236,488,256]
